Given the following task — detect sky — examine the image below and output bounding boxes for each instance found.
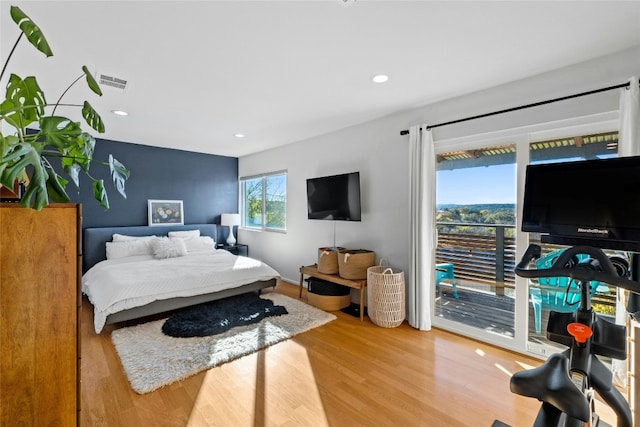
[436,164,516,205]
[434,152,617,206]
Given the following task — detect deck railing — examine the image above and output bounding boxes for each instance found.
[435,222,616,310]
[436,222,516,286]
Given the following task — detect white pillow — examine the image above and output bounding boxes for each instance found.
[151,237,188,259]
[112,233,157,242]
[168,230,200,238]
[183,236,215,253]
[106,239,156,259]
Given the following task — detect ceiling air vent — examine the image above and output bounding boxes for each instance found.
[96,72,127,92]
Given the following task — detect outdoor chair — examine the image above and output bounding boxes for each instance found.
[436,263,459,298]
[529,249,607,334]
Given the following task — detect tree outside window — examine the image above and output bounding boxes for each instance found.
[241,172,286,231]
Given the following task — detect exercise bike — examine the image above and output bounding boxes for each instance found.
[510,244,640,427]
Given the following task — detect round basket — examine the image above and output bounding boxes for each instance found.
[317,247,344,274]
[307,293,351,311]
[337,249,376,280]
[367,266,405,328]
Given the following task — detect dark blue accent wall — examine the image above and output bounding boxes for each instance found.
[68,137,238,234]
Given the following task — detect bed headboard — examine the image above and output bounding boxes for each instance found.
[82,224,217,273]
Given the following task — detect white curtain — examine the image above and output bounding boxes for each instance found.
[618,76,640,156]
[408,125,436,330]
[613,76,640,387]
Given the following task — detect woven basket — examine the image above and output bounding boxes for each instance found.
[317,247,344,274]
[367,266,405,328]
[337,249,376,280]
[307,293,351,311]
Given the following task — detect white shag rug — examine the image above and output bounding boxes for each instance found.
[111,293,336,394]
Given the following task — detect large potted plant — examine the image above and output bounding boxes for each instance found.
[0,5,129,210]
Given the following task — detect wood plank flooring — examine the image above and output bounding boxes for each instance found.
[79,281,602,426]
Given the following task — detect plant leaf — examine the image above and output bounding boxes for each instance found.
[0,134,16,183]
[0,99,18,129]
[45,165,70,203]
[82,66,102,96]
[40,117,95,185]
[0,143,49,210]
[3,74,46,128]
[10,6,53,57]
[80,132,96,168]
[59,132,95,178]
[64,162,81,188]
[39,116,83,150]
[93,179,109,210]
[109,154,129,199]
[82,101,105,133]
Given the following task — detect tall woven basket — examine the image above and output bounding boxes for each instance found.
[367,266,405,328]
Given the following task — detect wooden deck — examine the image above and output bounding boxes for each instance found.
[436,284,515,337]
[435,282,553,338]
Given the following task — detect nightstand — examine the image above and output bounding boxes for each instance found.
[219,243,248,256]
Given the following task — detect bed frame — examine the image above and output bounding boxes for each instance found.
[82,224,277,326]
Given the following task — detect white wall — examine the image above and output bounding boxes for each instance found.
[239,46,640,287]
[239,116,408,285]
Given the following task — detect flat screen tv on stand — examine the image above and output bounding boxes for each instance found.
[306,172,362,222]
[521,155,640,252]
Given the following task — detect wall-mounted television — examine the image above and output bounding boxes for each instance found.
[307,172,361,221]
[522,155,640,251]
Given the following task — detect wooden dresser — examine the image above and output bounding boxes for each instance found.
[0,203,81,426]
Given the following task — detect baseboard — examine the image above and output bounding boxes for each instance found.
[280,277,302,287]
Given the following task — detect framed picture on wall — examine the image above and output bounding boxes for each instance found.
[148,199,184,226]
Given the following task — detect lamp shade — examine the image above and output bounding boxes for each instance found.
[221,213,241,227]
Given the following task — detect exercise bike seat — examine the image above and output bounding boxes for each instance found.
[510,353,590,422]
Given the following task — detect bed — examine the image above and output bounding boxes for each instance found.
[82,224,279,333]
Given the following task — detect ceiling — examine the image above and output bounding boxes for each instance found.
[2,1,640,158]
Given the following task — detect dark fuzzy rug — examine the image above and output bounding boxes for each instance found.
[161,292,288,338]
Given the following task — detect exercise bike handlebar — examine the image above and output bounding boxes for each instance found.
[515,244,640,294]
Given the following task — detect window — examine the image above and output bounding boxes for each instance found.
[240,171,287,231]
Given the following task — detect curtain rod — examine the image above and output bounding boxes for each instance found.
[399,81,631,136]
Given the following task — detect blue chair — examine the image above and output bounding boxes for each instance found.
[529,249,606,334]
[436,263,458,298]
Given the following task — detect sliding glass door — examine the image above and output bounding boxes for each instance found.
[433,143,517,342]
[431,114,619,354]
[525,131,619,356]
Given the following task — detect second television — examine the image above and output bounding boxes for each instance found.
[307,172,361,221]
[522,155,640,251]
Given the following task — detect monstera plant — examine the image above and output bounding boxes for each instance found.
[0,5,129,210]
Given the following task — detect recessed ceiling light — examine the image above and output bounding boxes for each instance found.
[111,110,128,116]
[372,74,389,83]
[234,133,246,138]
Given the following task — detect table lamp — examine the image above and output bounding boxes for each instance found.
[221,213,241,245]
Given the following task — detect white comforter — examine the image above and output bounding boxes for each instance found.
[82,250,280,333]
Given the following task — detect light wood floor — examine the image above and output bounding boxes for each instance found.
[78,281,591,426]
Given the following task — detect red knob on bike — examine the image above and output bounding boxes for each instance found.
[567,322,593,343]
